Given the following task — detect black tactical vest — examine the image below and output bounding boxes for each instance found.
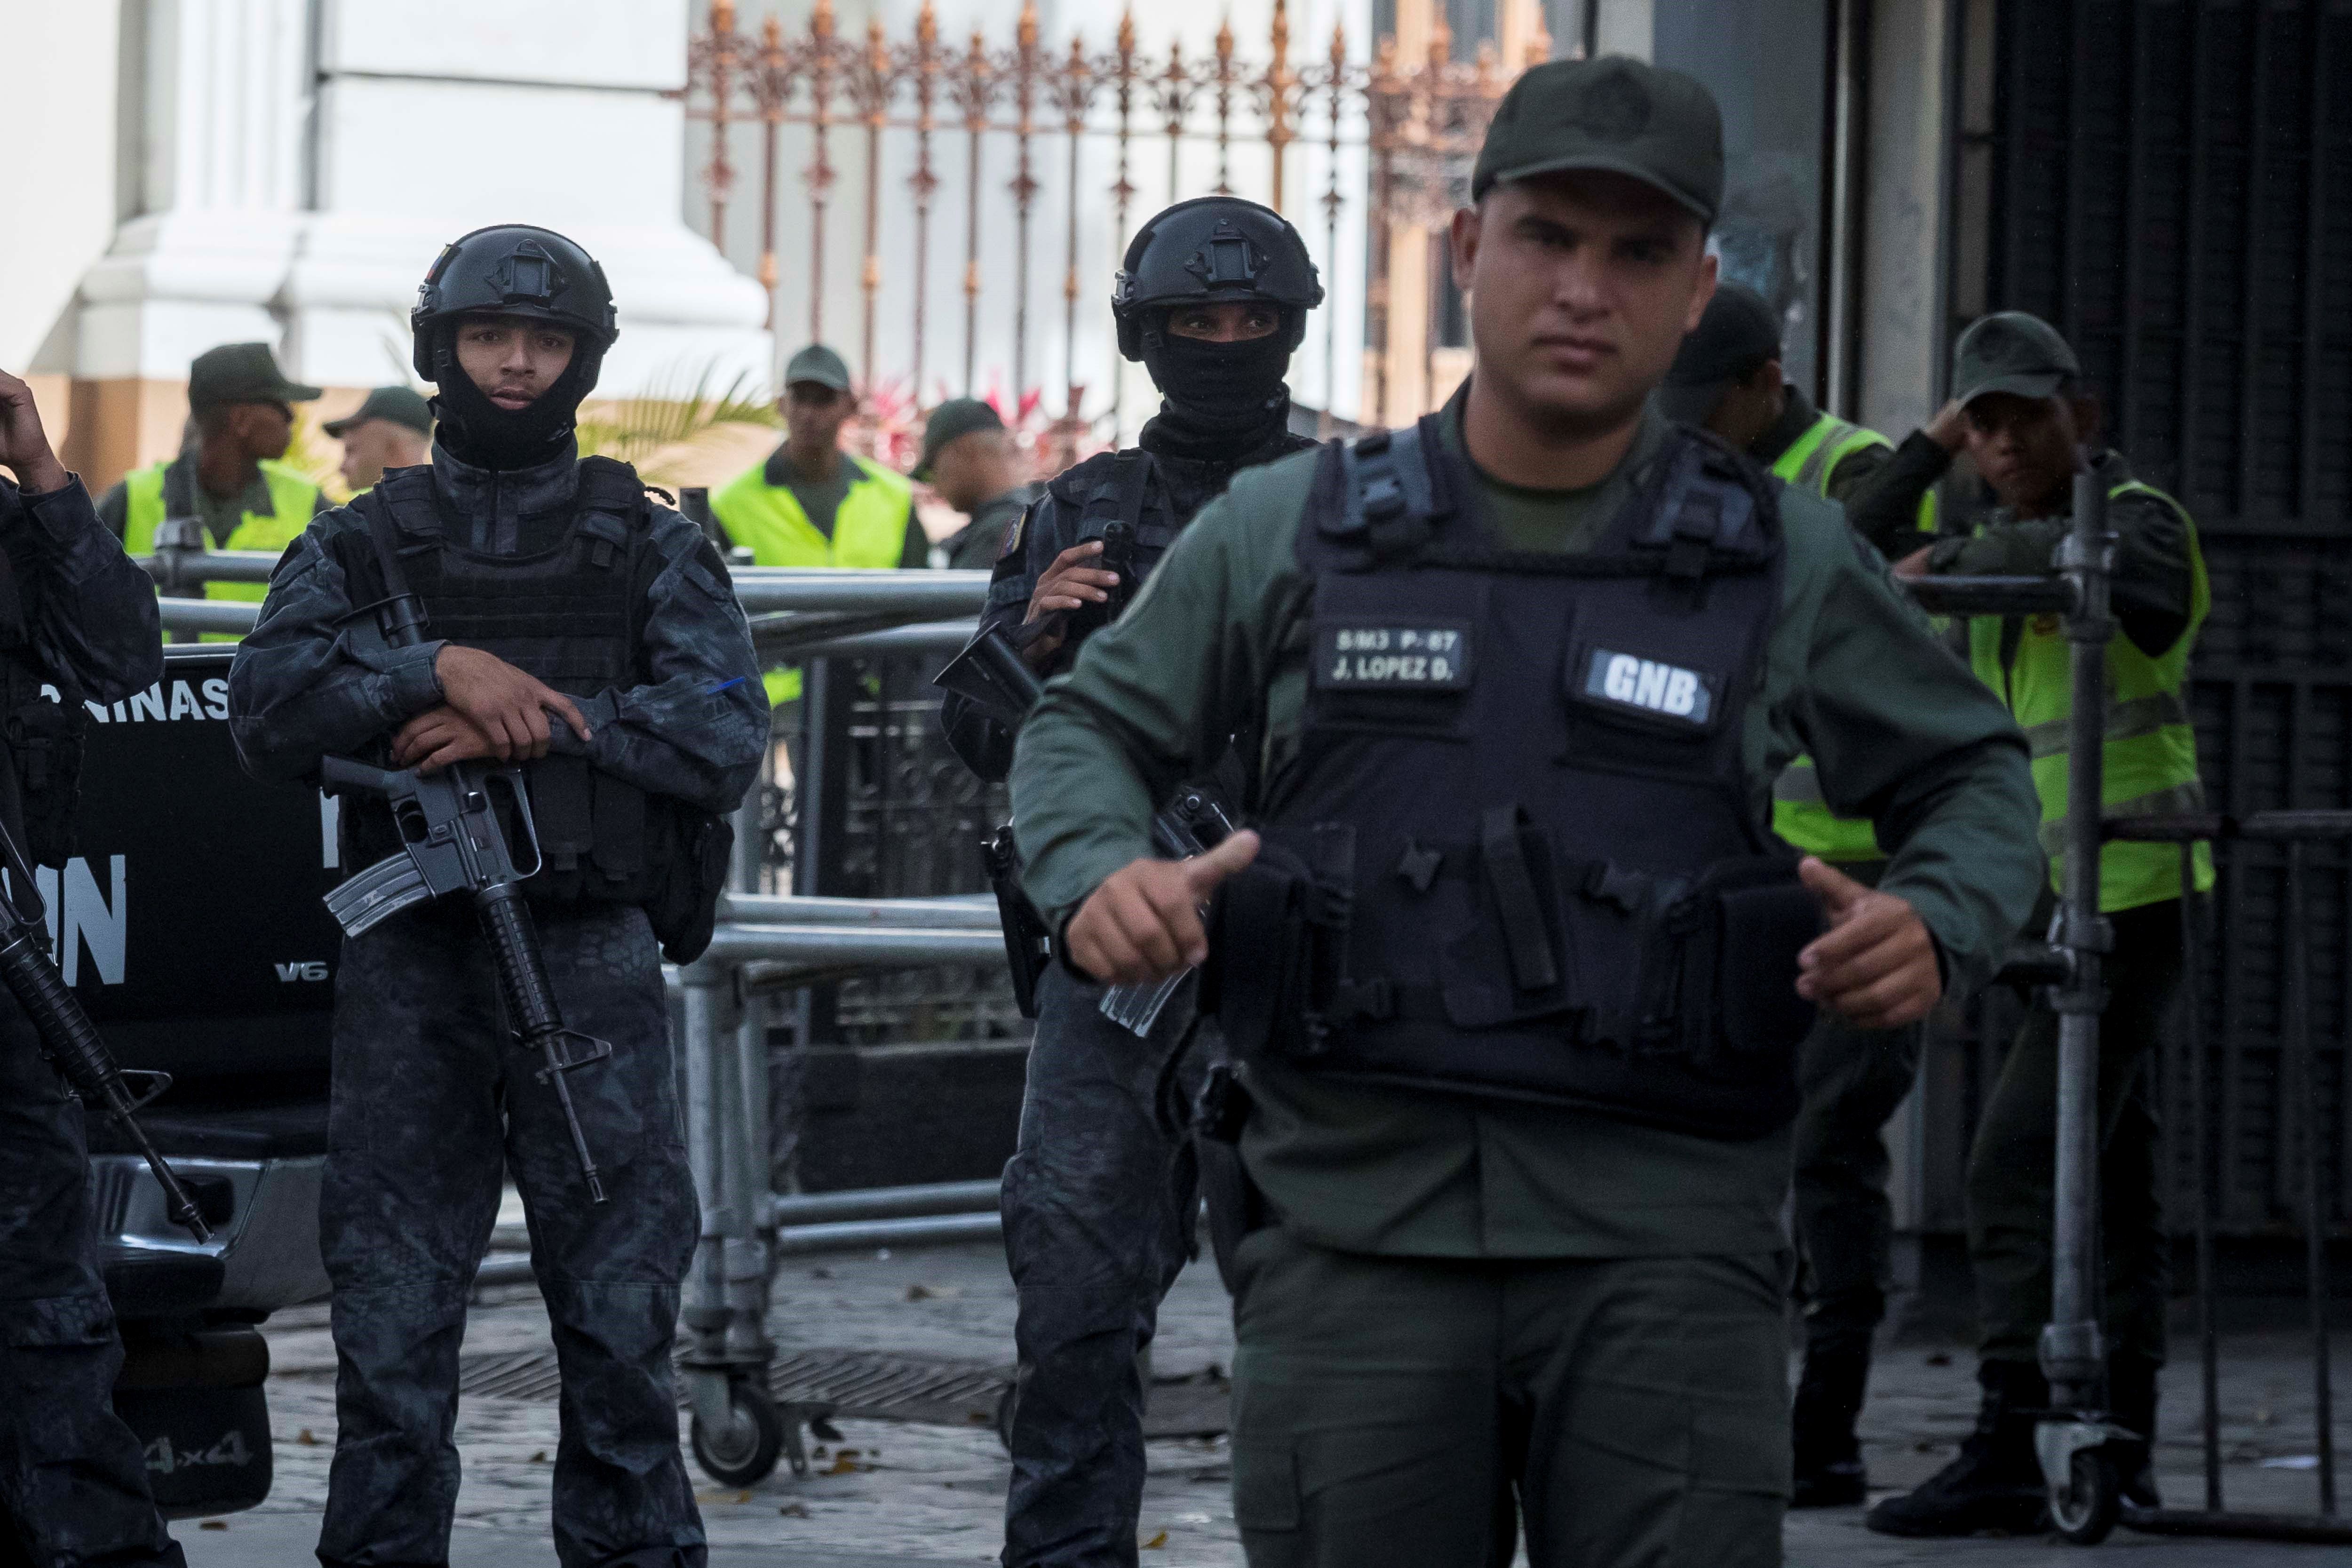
[1211,417,1821,1139]
[338,460,729,947]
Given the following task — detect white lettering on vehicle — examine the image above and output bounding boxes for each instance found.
[275,961,330,983]
[83,679,230,725]
[7,857,129,986]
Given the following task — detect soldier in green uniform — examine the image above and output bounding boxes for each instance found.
[97,342,330,620]
[913,397,1039,570]
[1662,283,1937,1506]
[1867,312,2209,1537]
[1009,56,2047,1567]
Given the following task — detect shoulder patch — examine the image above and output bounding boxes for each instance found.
[999,505,1027,560]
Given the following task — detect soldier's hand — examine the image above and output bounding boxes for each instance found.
[433,645,591,759]
[1924,397,1970,454]
[391,706,502,774]
[1891,545,1934,580]
[1794,856,1943,1029]
[1023,541,1120,669]
[0,367,68,495]
[1065,830,1261,987]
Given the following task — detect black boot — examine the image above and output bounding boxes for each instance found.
[1791,1342,1871,1507]
[2108,1351,2162,1510]
[1864,1360,2051,1537]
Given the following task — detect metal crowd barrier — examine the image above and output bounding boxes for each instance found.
[1910,468,2351,1546]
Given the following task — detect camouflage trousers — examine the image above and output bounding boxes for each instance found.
[0,1010,184,1568]
[317,901,704,1568]
[1000,966,1203,1568]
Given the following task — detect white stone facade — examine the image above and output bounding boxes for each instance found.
[0,0,771,479]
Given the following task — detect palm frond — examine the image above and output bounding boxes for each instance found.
[575,360,781,481]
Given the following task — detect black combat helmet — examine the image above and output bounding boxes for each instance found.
[411,224,619,468]
[410,223,618,381]
[1112,197,1324,361]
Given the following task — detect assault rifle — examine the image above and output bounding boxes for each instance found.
[0,818,211,1241]
[936,621,1235,1036]
[320,756,613,1205]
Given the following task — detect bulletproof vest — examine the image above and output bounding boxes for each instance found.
[1213,416,1821,1139]
[339,459,711,915]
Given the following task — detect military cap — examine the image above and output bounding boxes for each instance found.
[1471,55,1724,224]
[783,344,854,394]
[188,342,322,411]
[1658,282,1782,427]
[1951,311,2082,406]
[913,398,1005,482]
[323,385,434,439]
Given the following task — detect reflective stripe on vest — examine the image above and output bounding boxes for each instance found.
[124,459,320,641]
[1767,413,1897,863]
[710,454,912,705]
[1970,477,2215,911]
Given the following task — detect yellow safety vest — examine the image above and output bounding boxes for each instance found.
[123,459,320,642]
[1768,411,1908,863]
[1971,478,2214,912]
[711,452,913,705]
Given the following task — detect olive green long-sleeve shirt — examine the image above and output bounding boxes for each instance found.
[1012,392,2045,1259]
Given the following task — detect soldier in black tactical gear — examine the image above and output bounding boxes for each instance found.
[939,196,1321,1568]
[0,371,179,1568]
[229,225,766,1568]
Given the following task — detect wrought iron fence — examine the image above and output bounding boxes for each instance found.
[769,654,1023,1045]
[680,0,1551,439]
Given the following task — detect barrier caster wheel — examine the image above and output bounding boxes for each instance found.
[691,1380,785,1487]
[2049,1446,2121,1546]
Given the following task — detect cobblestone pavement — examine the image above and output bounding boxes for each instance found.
[178,1225,2350,1567]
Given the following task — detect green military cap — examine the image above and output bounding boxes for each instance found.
[913,398,1005,482]
[1951,311,2081,406]
[783,343,853,394]
[187,342,322,410]
[323,385,434,439]
[1472,55,1724,225]
[1659,281,1781,427]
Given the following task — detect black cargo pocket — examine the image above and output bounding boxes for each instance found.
[646,807,732,965]
[1440,807,1576,1029]
[1677,858,1818,1080]
[1232,1441,1303,1535]
[1209,843,1317,1060]
[1713,878,1821,1058]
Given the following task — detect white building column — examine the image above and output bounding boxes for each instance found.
[70,0,312,477]
[64,0,771,485]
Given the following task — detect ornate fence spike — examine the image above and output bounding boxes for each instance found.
[1107,9,1141,434]
[906,1,941,398]
[1004,2,1044,402]
[1211,16,1239,197]
[1055,33,1097,406]
[801,0,839,350]
[953,25,995,396]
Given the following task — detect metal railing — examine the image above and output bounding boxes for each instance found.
[1909,472,2351,1546]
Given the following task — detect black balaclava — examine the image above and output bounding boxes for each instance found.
[1137,314,1295,462]
[427,318,604,472]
